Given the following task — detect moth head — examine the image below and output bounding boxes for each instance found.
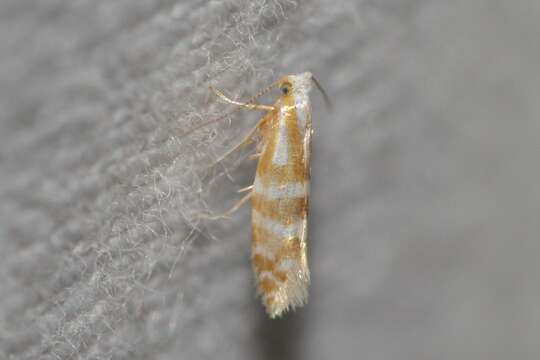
[279,80,293,97]
[283,72,332,109]
[281,72,313,96]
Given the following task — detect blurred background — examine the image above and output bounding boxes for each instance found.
[1,1,540,359]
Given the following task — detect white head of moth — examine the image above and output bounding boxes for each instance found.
[205,72,330,318]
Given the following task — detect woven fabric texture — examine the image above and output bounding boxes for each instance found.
[1,1,540,359]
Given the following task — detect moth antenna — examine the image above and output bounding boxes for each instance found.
[251,80,280,100]
[177,81,278,139]
[312,76,333,111]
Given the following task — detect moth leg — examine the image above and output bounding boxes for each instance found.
[248,152,262,160]
[210,86,275,112]
[199,191,252,220]
[210,114,268,168]
[211,128,256,167]
[237,184,253,193]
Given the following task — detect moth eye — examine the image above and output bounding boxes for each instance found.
[281,85,290,95]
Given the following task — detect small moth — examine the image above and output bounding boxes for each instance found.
[206,72,330,318]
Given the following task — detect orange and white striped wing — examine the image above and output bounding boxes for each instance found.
[205,72,322,318]
[251,85,312,318]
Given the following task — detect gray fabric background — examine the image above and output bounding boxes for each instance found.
[1,1,540,359]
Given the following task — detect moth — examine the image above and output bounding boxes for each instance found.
[205,72,330,318]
